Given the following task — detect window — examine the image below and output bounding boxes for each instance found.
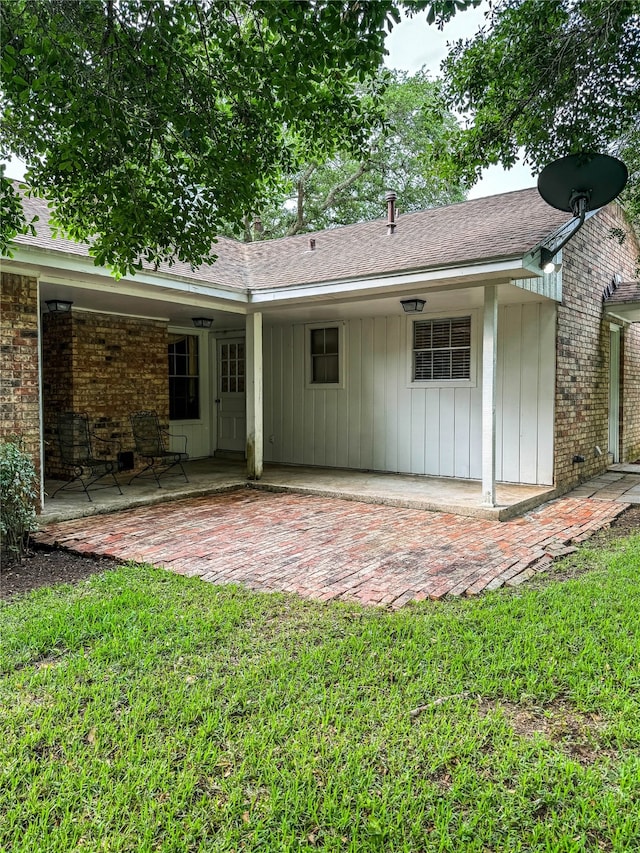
[219,341,245,393]
[168,333,200,419]
[412,316,471,381]
[310,326,340,385]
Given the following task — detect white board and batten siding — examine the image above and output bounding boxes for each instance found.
[263,302,556,485]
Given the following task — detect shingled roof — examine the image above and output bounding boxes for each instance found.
[13,192,251,290]
[243,187,571,289]
[604,280,640,305]
[12,186,572,292]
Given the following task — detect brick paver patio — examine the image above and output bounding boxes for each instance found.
[33,489,629,607]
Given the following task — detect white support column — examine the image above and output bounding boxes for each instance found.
[246,311,263,480]
[36,278,45,511]
[482,285,498,506]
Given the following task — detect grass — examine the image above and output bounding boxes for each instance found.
[1,533,639,852]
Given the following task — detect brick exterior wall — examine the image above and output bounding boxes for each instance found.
[42,310,169,479]
[554,204,640,490]
[0,272,41,475]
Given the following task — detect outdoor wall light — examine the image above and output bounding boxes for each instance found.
[192,317,213,328]
[400,298,426,314]
[537,153,628,271]
[45,299,73,313]
[540,247,562,275]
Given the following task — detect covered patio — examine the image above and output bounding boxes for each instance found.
[41,457,556,524]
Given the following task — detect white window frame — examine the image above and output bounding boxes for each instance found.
[406,309,479,389]
[305,321,346,390]
[168,325,210,424]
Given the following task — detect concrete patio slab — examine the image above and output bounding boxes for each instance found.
[42,458,555,524]
[41,458,247,524]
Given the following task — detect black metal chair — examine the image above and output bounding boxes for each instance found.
[50,412,123,502]
[128,411,189,488]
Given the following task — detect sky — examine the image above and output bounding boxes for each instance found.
[384,5,535,199]
[3,4,536,199]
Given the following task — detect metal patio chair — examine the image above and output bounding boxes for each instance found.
[128,410,189,488]
[50,411,123,502]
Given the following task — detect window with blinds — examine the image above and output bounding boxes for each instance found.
[412,316,472,381]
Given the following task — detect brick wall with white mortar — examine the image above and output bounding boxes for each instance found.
[0,272,41,475]
[555,204,640,489]
[42,310,169,479]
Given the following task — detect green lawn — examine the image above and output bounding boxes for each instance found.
[1,533,639,852]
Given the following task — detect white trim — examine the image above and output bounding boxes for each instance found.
[208,332,217,456]
[4,248,249,306]
[168,326,208,426]
[604,309,638,325]
[250,259,533,305]
[246,313,263,479]
[0,261,41,280]
[7,246,538,314]
[304,321,347,390]
[482,286,497,506]
[608,326,620,462]
[406,309,479,389]
[37,280,45,510]
[67,306,170,322]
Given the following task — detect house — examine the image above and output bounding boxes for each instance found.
[1,186,639,513]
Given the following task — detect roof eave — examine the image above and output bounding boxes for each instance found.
[2,244,249,303]
[248,255,534,306]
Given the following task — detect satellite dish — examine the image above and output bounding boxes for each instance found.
[538,153,628,215]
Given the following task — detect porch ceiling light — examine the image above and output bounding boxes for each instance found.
[45,299,73,313]
[401,298,426,314]
[192,317,213,328]
[537,153,628,271]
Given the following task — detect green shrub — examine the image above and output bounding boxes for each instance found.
[0,438,37,559]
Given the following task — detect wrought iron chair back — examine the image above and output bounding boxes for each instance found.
[58,411,93,464]
[130,411,166,458]
[51,412,123,502]
[129,411,189,488]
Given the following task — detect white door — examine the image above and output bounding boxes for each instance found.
[216,338,246,454]
[608,325,620,462]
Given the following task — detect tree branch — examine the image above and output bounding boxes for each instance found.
[286,162,317,236]
[320,160,371,212]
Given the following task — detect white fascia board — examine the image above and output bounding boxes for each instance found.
[248,258,528,306]
[0,260,41,280]
[5,246,249,307]
[42,273,249,315]
[605,306,640,324]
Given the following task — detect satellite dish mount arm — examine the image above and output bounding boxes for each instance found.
[540,192,589,268]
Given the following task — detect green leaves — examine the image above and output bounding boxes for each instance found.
[0,438,38,558]
[223,69,466,240]
[442,0,640,229]
[0,172,38,257]
[0,0,418,276]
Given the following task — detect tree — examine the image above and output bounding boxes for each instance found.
[1,0,470,274]
[225,69,466,241]
[441,0,640,226]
